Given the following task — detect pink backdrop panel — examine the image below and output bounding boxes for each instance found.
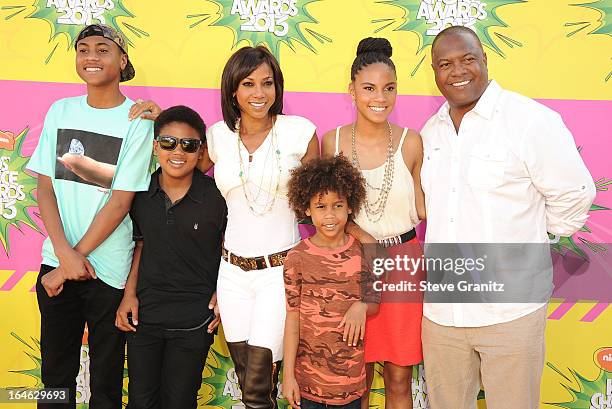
[1,80,610,276]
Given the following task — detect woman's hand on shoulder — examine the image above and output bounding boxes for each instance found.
[345,221,376,245]
[129,99,162,121]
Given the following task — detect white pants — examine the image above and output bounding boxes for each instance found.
[217,259,287,362]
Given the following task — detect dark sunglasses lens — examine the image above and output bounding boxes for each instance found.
[181,139,200,153]
[158,136,178,151]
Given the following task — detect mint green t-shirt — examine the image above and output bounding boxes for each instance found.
[27,95,153,289]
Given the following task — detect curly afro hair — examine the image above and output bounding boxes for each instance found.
[287,155,367,219]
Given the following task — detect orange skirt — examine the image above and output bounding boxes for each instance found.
[364,237,424,365]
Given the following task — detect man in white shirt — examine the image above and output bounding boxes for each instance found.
[420,26,596,408]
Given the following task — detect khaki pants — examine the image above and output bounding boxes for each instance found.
[422,306,547,409]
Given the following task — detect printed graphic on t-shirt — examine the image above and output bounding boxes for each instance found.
[55,129,122,189]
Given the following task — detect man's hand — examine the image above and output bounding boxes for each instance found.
[338,301,368,347]
[57,246,96,281]
[40,268,66,297]
[115,293,139,332]
[282,376,301,407]
[207,292,221,333]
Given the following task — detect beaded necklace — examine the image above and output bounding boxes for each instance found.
[351,121,395,222]
[237,117,282,216]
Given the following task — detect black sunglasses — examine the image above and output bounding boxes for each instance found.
[156,135,202,153]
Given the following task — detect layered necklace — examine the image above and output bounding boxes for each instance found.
[351,121,395,222]
[237,117,282,216]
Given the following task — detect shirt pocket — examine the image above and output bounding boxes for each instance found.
[467,144,507,190]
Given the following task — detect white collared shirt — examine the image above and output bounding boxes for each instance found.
[420,80,596,327]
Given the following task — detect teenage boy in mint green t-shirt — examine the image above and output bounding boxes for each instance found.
[26,24,152,409]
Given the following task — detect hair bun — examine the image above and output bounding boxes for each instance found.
[356,37,392,58]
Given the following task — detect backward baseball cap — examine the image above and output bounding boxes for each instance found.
[75,24,135,82]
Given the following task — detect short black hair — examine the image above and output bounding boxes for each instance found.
[287,156,366,219]
[154,105,206,141]
[220,46,284,131]
[432,26,484,55]
[351,37,396,81]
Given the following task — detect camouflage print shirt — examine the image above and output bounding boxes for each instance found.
[283,235,380,405]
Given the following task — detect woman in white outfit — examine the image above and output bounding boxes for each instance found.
[209,46,318,408]
[129,46,318,409]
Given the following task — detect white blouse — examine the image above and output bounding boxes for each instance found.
[207,115,316,257]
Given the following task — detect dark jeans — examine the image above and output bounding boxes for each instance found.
[301,397,362,409]
[36,264,125,409]
[126,322,214,409]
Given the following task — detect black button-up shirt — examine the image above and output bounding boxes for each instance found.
[130,168,227,329]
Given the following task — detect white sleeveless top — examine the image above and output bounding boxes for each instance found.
[335,126,420,240]
[207,115,316,256]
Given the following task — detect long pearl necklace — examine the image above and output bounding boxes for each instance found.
[237,118,282,216]
[351,121,395,223]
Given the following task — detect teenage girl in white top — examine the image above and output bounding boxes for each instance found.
[322,38,426,409]
[129,46,318,409]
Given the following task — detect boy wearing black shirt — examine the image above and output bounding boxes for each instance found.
[115,106,226,409]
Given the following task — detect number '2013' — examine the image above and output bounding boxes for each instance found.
[56,7,106,25]
[240,13,289,37]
